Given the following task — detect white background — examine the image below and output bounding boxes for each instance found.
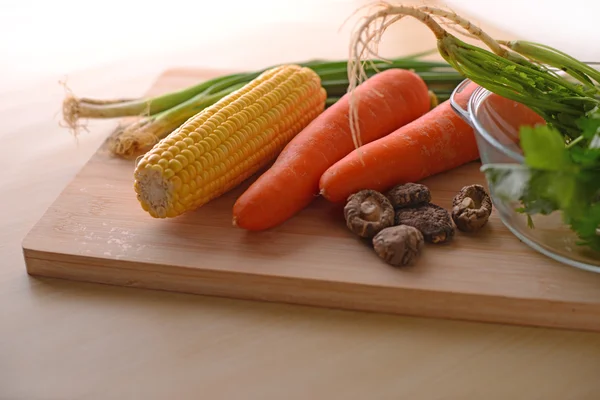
[1,0,598,93]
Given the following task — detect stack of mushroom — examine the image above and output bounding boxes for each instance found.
[342,183,493,267]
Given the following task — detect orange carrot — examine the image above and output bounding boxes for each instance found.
[319,82,481,203]
[480,93,546,145]
[233,68,431,231]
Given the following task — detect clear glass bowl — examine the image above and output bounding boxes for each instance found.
[450,79,600,273]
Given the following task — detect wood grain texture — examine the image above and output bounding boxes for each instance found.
[22,68,600,332]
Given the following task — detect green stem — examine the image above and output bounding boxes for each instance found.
[501,40,600,89]
[66,56,462,122]
[109,82,248,157]
[566,134,585,149]
[71,73,247,119]
[150,82,248,131]
[440,35,600,141]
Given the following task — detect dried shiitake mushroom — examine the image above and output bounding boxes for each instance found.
[395,203,455,244]
[344,189,395,238]
[372,225,424,267]
[385,183,431,209]
[451,184,493,232]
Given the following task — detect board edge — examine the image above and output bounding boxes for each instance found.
[22,248,600,333]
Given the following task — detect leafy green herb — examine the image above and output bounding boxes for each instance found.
[519,125,575,171]
[483,109,600,252]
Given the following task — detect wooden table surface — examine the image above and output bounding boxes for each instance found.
[3,1,600,398]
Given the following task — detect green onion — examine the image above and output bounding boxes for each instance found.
[63,53,465,157]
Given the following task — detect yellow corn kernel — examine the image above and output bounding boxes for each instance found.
[133,64,327,218]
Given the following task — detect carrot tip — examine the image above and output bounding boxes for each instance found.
[232,216,238,227]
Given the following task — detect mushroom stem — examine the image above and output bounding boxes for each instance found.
[459,197,476,210]
[344,189,395,238]
[451,184,493,232]
[360,199,381,221]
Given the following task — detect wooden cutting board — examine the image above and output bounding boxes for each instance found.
[22,68,600,332]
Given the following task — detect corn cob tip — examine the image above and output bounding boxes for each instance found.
[134,167,172,218]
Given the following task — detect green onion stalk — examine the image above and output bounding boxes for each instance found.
[346,2,600,252]
[62,54,465,157]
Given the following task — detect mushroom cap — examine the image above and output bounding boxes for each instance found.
[451,184,493,232]
[372,225,424,267]
[344,189,395,238]
[395,203,455,243]
[385,183,431,209]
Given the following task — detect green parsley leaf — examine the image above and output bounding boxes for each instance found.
[485,122,600,252]
[576,106,600,140]
[519,125,574,171]
[568,146,600,167]
[568,203,600,252]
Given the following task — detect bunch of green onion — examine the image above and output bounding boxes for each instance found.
[62,52,465,158]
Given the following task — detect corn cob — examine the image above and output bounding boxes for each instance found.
[133,64,327,218]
